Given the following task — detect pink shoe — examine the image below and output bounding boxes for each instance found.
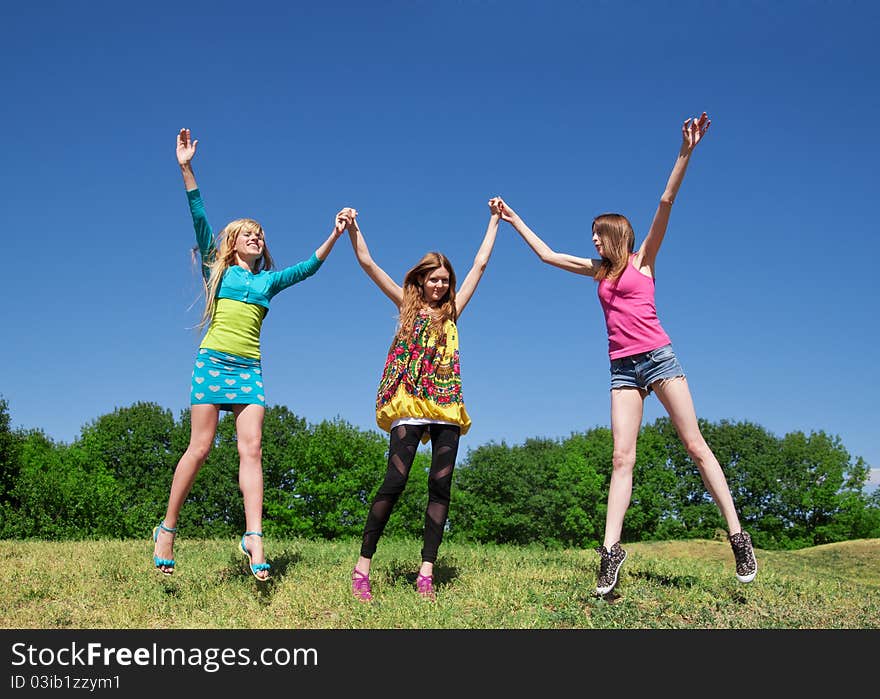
[416,573,436,601]
[351,569,372,602]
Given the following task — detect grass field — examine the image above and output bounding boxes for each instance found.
[2,537,878,629]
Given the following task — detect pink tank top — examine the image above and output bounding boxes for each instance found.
[596,255,671,359]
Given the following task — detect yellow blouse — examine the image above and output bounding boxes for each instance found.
[375,312,471,442]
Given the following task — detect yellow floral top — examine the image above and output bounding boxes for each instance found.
[375,311,471,442]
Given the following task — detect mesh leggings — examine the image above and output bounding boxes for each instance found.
[359,423,460,563]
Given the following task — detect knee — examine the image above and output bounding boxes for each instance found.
[683,438,711,463]
[377,469,409,497]
[611,449,636,474]
[427,473,453,501]
[237,438,262,462]
[187,441,213,464]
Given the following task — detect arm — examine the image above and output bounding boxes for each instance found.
[637,112,711,270]
[346,214,404,308]
[454,200,502,318]
[314,208,349,261]
[497,197,599,277]
[270,209,351,291]
[177,128,213,274]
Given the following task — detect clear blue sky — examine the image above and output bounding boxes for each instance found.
[3,1,878,488]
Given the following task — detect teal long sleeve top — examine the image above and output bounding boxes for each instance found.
[188,188,323,358]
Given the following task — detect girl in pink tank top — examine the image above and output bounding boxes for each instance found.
[494,112,757,595]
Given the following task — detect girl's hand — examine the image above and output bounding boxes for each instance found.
[491,196,516,222]
[334,208,353,235]
[335,207,358,235]
[176,128,197,165]
[682,112,710,152]
[342,207,359,231]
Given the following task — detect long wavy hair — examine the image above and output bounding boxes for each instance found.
[395,252,457,344]
[196,218,274,330]
[592,213,635,283]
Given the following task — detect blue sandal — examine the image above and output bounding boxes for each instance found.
[152,521,177,575]
[240,531,271,580]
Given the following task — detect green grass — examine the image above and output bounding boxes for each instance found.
[1,537,878,629]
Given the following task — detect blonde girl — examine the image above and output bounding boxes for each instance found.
[152,128,350,581]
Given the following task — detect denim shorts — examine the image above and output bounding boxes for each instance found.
[609,344,685,394]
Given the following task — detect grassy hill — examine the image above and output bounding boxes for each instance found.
[2,537,878,629]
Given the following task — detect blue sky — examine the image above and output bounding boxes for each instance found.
[2,1,878,489]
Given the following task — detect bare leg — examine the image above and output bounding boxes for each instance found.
[154,404,219,572]
[603,388,646,549]
[233,403,267,580]
[652,377,742,534]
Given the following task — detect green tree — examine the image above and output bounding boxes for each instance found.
[554,429,608,546]
[265,415,410,539]
[772,430,869,547]
[6,431,123,539]
[75,402,180,537]
[451,434,605,547]
[0,396,22,507]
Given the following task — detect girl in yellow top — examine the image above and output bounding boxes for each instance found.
[345,199,502,601]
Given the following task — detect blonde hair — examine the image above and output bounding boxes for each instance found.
[197,218,274,329]
[395,252,457,344]
[592,213,635,282]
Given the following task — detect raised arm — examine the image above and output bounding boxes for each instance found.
[454,199,502,317]
[269,209,352,293]
[177,128,214,273]
[177,128,198,191]
[637,112,711,270]
[346,214,404,308]
[498,197,599,277]
[314,208,350,261]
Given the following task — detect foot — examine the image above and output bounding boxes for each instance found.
[595,542,627,596]
[728,530,757,583]
[152,521,177,576]
[351,569,372,602]
[241,532,270,581]
[416,573,436,601]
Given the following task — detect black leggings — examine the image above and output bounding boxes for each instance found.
[359,423,460,564]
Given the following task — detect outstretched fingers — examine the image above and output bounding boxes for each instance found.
[683,112,710,149]
[696,111,711,140]
[176,128,197,164]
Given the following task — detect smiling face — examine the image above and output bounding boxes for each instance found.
[421,266,451,307]
[216,218,272,273]
[234,227,265,265]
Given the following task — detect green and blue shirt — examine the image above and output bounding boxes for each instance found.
[188,188,322,358]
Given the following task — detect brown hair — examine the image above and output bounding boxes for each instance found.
[395,252,457,343]
[592,213,635,282]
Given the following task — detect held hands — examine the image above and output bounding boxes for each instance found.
[176,128,197,166]
[682,112,710,152]
[488,196,515,223]
[335,207,358,235]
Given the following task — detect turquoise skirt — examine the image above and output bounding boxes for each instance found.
[190,348,265,411]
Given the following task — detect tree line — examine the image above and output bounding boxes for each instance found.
[1,396,877,549]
